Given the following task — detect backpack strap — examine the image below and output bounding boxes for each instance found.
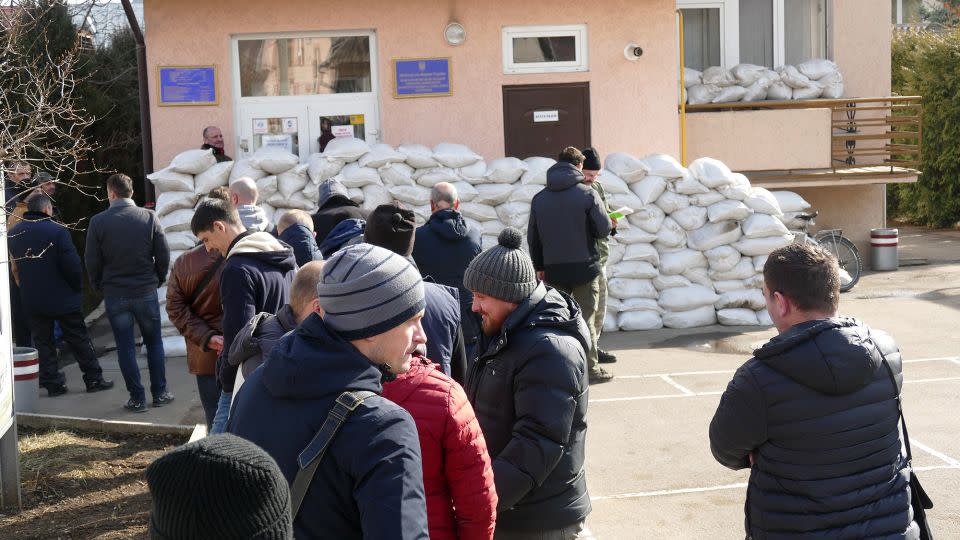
[289,390,377,520]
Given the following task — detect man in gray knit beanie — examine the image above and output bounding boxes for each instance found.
[463,228,594,538]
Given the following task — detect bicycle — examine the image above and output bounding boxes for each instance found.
[785,211,863,292]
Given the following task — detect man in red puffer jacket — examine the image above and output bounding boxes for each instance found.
[382,356,497,539]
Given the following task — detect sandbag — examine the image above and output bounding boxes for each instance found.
[260,204,277,227]
[742,78,771,102]
[709,258,755,281]
[660,249,707,275]
[379,162,415,186]
[229,158,268,183]
[702,66,737,87]
[689,190,726,207]
[322,137,371,163]
[683,267,713,288]
[743,187,783,216]
[687,84,722,105]
[156,191,198,218]
[745,274,765,289]
[338,163,383,188]
[166,231,198,251]
[603,311,620,333]
[659,285,720,312]
[620,298,663,313]
[663,306,717,329]
[481,235,498,250]
[256,150,300,174]
[607,241,626,266]
[160,336,188,358]
[194,161,233,194]
[277,164,309,198]
[715,289,766,310]
[148,167,194,193]
[628,205,666,234]
[433,143,482,168]
[683,67,702,88]
[796,58,838,81]
[741,213,790,238]
[653,274,692,291]
[819,70,844,99]
[461,202,498,222]
[655,190,690,215]
[753,255,768,273]
[605,153,649,182]
[607,192,645,213]
[732,234,794,256]
[414,167,459,187]
[616,226,658,245]
[623,243,660,266]
[607,278,658,300]
[509,185,543,204]
[771,191,810,213]
[267,192,313,210]
[673,172,710,195]
[714,279,748,294]
[359,143,406,169]
[707,200,751,222]
[307,155,345,183]
[717,173,751,201]
[599,172,631,195]
[453,181,479,202]
[689,157,734,188]
[671,206,708,231]
[779,212,808,231]
[713,86,747,103]
[655,217,686,248]
[687,221,742,251]
[792,83,823,100]
[160,208,194,233]
[347,187,364,204]
[389,184,431,205]
[171,149,217,175]
[481,220,505,236]
[732,63,767,86]
[618,311,663,331]
[610,261,658,279]
[361,185,393,209]
[766,80,793,101]
[631,175,668,205]
[398,143,439,169]
[704,245,741,273]
[640,154,687,179]
[474,184,514,206]
[718,308,760,326]
[757,309,774,326]
[778,65,812,89]
[497,202,531,229]
[458,160,487,183]
[484,157,528,183]
[520,157,555,185]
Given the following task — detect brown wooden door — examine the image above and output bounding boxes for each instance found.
[502,82,591,159]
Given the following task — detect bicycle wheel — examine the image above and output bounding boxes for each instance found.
[819,234,862,292]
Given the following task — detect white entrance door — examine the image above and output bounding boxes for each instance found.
[307,99,379,155]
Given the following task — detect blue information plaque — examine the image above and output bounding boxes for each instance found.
[158,65,218,106]
[394,58,451,98]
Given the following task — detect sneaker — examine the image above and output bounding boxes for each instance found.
[124,399,147,413]
[598,349,618,364]
[45,384,68,397]
[86,378,115,393]
[152,392,175,407]
[589,367,615,385]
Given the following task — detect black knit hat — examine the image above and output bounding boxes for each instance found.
[146,434,293,539]
[582,147,602,171]
[463,228,537,303]
[364,203,416,257]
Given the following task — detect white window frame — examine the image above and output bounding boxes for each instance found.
[501,24,589,74]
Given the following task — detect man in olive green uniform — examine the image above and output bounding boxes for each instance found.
[582,148,617,364]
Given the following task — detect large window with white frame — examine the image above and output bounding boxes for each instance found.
[502,24,589,74]
[678,0,829,69]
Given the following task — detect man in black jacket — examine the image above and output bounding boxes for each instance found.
[464,228,591,538]
[9,193,113,396]
[312,179,367,243]
[86,174,170,413]
[201,126,232,163]
[528,147,614,384]
[710,243,915,539]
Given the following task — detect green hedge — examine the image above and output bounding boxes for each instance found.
[890,30,960,227]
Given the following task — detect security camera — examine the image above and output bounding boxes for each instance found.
[624,43,644,61]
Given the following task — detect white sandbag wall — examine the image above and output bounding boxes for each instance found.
[149,141,815,333]
[684,59,843,105]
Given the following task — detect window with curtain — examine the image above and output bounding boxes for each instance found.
[681,8,722,70]
[739,0,774,66]
[783,0,827,65]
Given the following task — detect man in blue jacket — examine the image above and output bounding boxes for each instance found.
[229,244,430,539]
[276,209,321,267]
[710,243,915,539]
[9,192,113,396]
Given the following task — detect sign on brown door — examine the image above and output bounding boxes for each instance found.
[502,82,591,159]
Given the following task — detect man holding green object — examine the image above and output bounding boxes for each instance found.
[582,148,618,365]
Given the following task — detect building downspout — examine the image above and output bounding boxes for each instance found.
[119,0,155,204]
[677,9,687,167]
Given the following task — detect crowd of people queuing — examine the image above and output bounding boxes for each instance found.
[4,131,922,538]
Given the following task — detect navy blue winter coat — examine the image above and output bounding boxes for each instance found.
[228,313,429,540]
[421,282,463,379]
[8,212,83,315]
[710,318,916,539]
[278,223,321,267]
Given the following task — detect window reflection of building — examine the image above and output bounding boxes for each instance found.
[238,36,371,97]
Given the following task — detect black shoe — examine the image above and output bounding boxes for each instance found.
[598,349,618,364]
[124,399,147,413]
[86,378,114,393]
[152,392,175,407]
[46,384,68,397]
[589,367,615,385]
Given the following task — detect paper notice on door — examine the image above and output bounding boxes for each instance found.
[253,118,268,134]
[534,110,559,123]
[261,134,293,154]
[331,125,354,138]
[282,118,298,133]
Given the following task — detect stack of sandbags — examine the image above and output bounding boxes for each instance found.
[685,59,842,104]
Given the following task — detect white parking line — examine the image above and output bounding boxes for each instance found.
[911,439,960,467]
[592,482,748,501]
[660,375,694,395]
[904,376,960,384]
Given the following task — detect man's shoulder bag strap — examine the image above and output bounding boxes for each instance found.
[187,256,224,307]
[289,390,377,520]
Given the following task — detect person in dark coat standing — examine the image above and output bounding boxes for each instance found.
[528,147,615,384]
[312,179,367,243]
[464,228,592,539]
[8,192,113,396]
[710,243,916,539]
[86,174,170,413]
[229,244,430,539]
[276,209,322,267]
[190,198,296,433]
[580,148,618,365]
[412,182,483,363]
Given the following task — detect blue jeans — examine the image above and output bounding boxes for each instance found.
[105,292,166,402]
[196,375,219,430]
[210,391,232,434]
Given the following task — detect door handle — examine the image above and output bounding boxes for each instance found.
[240,138,249,152]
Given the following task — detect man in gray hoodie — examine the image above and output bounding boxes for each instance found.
[228,177,270,232]
[528,147,615,384]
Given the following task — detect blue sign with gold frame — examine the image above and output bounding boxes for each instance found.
[394,58,451,98]
[158,65,218,106]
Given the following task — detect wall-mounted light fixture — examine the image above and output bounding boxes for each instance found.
[624,42,644,61]
[444,22,466,46]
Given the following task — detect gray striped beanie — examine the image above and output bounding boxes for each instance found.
[317,243,425,340]
[463,228,537,303]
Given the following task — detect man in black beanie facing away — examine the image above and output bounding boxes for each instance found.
[465,228,592,539]
[581,147,618,365]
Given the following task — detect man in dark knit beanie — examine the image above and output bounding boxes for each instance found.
[146,433,292,539]
[582,147,618,366]
[463,228,593,538]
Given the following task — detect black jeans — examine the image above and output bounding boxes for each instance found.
[28,311,104,389]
